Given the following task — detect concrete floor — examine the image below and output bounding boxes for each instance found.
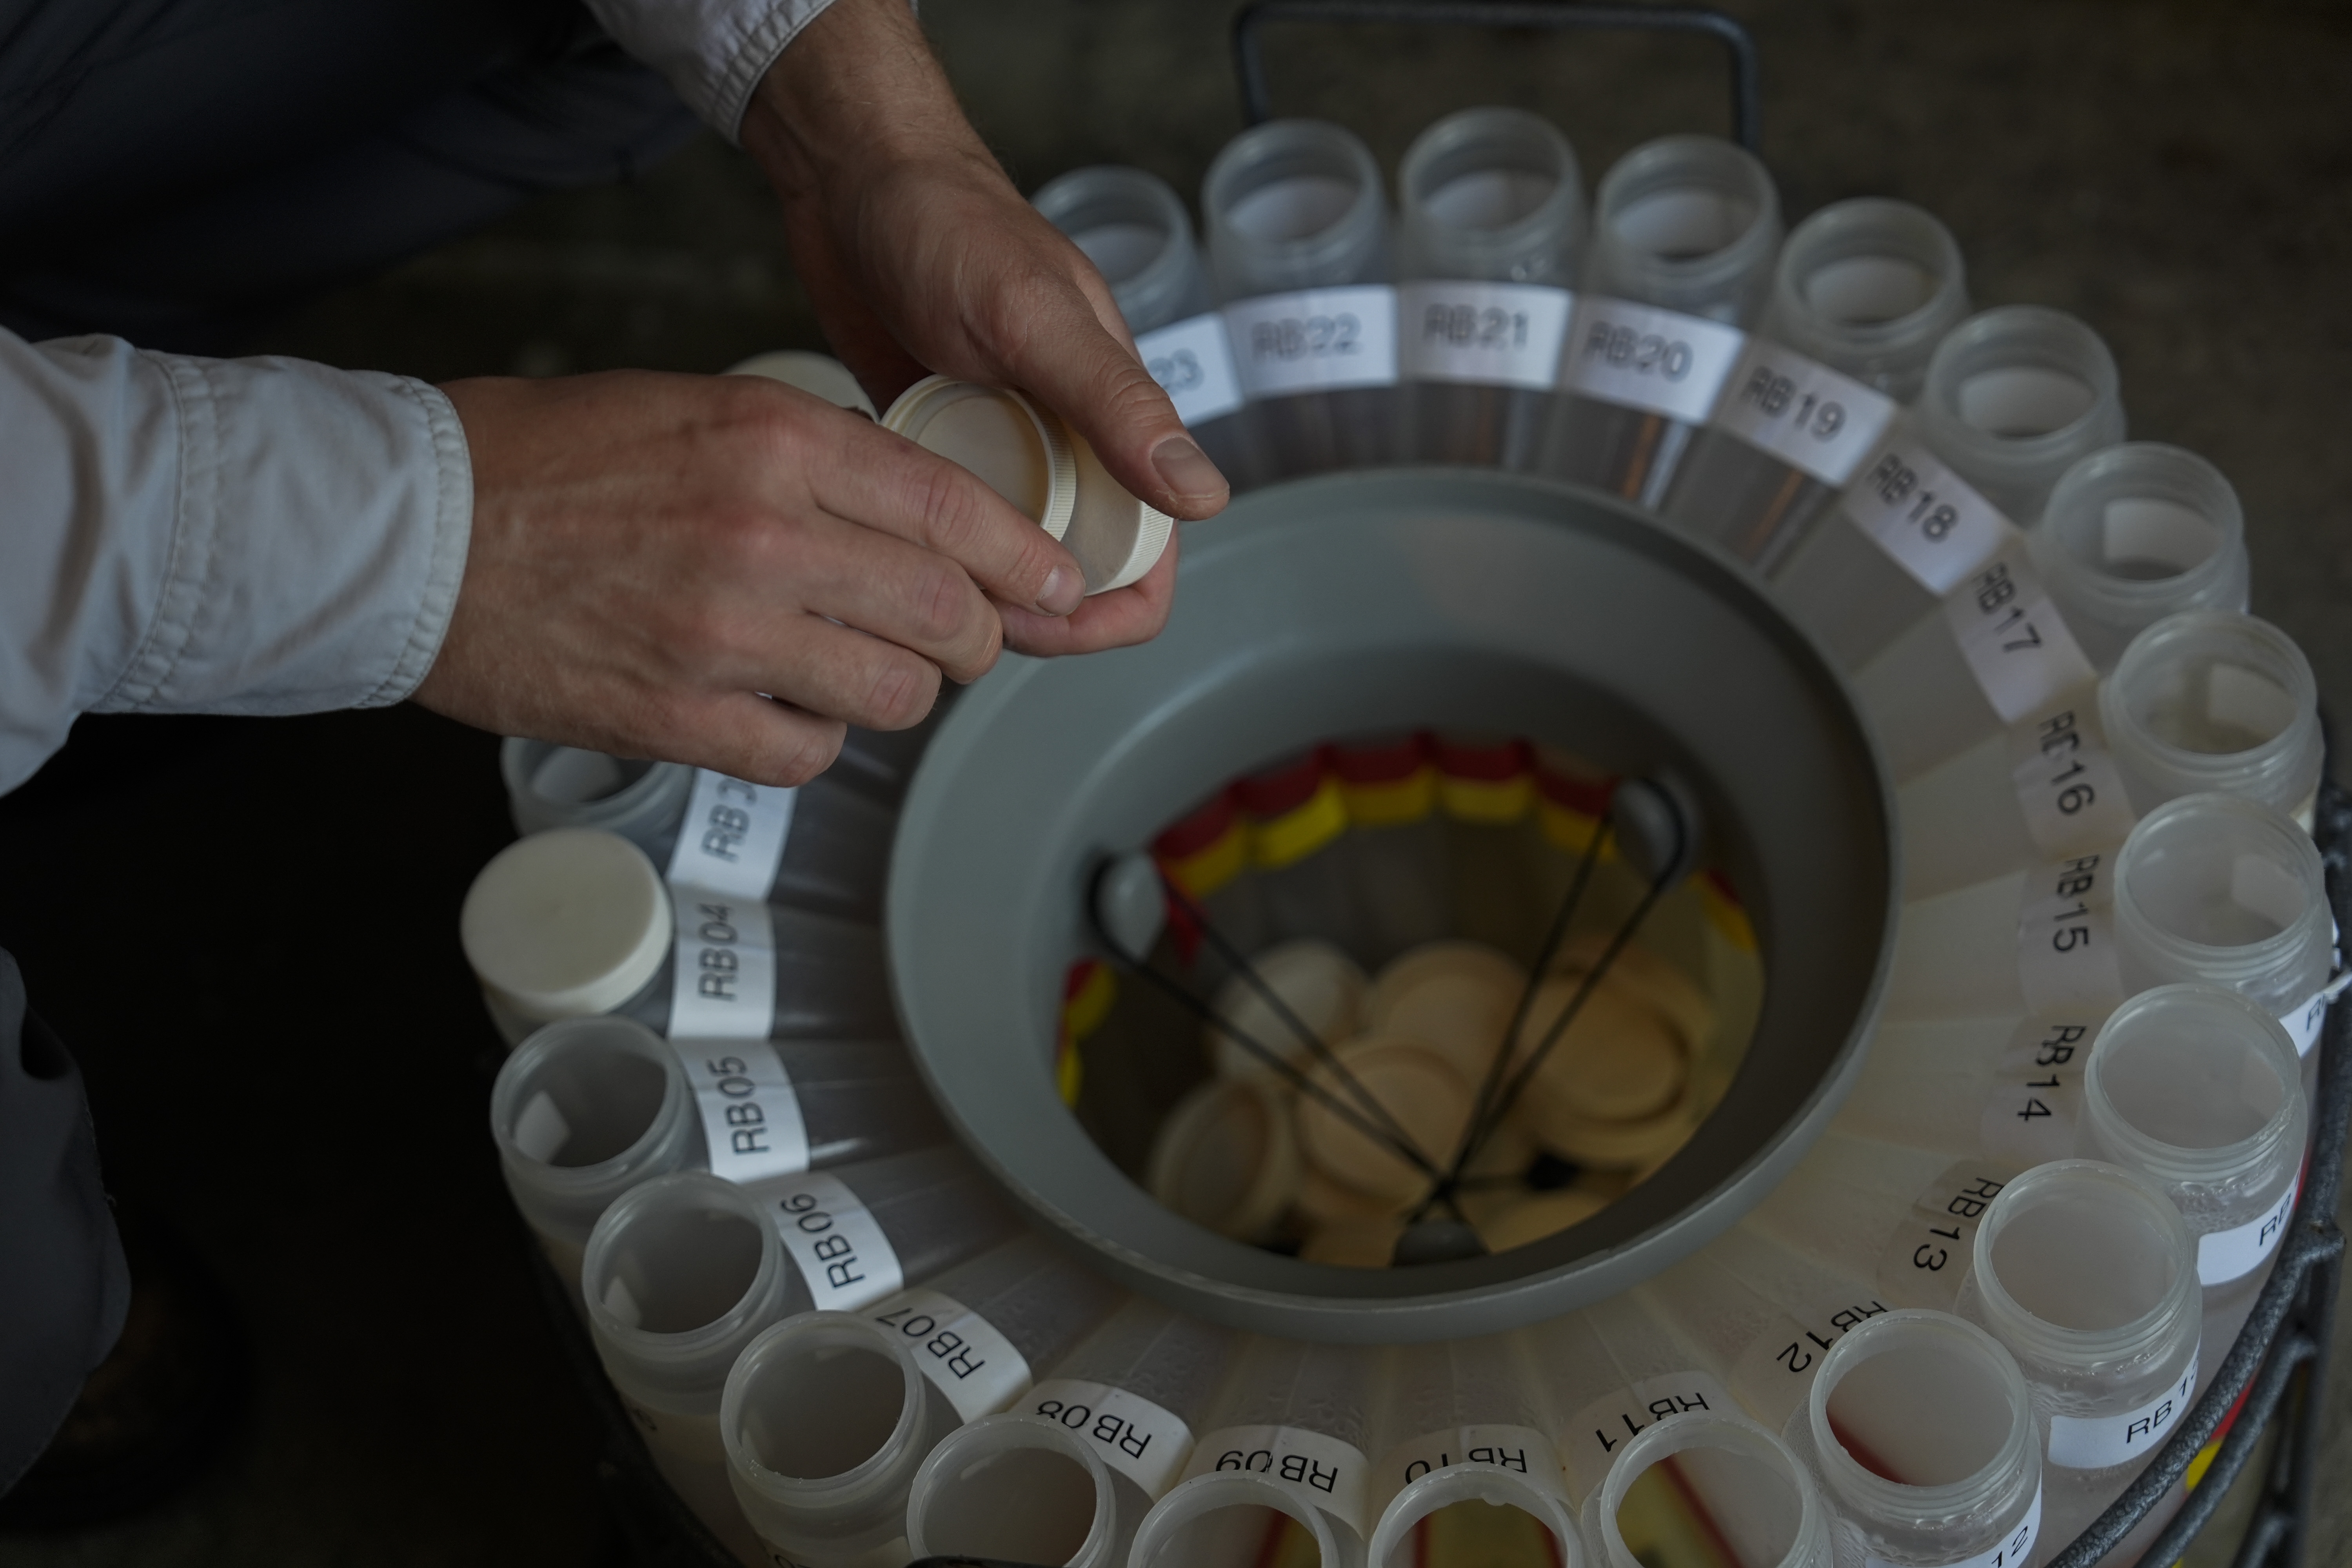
[4,0,2351,1563]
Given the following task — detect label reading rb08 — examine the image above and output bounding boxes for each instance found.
[1023,1378,1195,1500]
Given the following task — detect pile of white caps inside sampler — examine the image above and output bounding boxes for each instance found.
[454,103,2343,1568]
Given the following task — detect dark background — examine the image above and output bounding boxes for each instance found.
[5,1,2351,1561]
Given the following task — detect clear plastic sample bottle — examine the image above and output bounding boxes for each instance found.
[1538,134,1782,508]
[1368,1334,1583,1566]
[1959,1160,2201,1547]
[460,828,898,1048]
[1582,1410,1832,1568]
[1770,306,2127,673]
[1661,198,1968,568]
[1146,1335,1382,1559]
[1204,120,1396,483]
[1033,165,1252,486]
[490,1020,934,1283]
[904,1409,1121,1568]
[2077,984,2308,1356]
[1797,1310,2043,1568]
[1524,1293,1729,1512]
[2100,612,2324,828]
[2110,793,2336,1065]
[1393,106,1587,470]
[1854,444,2252,790]
[500,737,899,919]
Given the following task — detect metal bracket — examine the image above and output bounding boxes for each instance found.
[1231,0,1762,151]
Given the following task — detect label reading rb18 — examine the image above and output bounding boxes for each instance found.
[1838,434,2011,597]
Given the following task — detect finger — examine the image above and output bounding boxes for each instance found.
[996,525,1180,657]
[765,507,1004,682]
[802,413,1087,617]
[740,612,948,733]
[650,690,849,788]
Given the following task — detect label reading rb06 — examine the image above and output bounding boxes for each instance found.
[756,1169,904,1312]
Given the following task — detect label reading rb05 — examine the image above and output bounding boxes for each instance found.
[671,1040,810,1184]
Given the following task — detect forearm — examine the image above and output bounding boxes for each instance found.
[739,0,986,201]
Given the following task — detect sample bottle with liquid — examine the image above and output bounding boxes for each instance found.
[1892,606,2311,905]
[1581,1408,1833,1568]
[719,1234,1125,1568]
[460,828,898,1048]
[1769,305,2127,673]
[1854,443,2252,792]
[1133,1336,1379,1568]
[1203,120,1396,483]
[911,1298,1238,1566]
[1366,1334,1583,1566]
[1793,1310,2044,1568]
[1032,165,1251,486]
[1660,198,1968,569]
[490,1018,935,1285]
[1957,1160,2201,1553]
[1394,106,1587,470]
[2076,984,2308,1361]
[1537,134,1782,508]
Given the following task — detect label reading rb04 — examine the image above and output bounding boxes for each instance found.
[668,894,776,1040]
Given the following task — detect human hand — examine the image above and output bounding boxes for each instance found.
[413,370,1094,785]
[739,0,1224,656]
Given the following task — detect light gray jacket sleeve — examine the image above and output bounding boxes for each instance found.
[0,330,472,794]
[586,0,840,143]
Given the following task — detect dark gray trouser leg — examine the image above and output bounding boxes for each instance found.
[0,949,131,1496]
[0,0,700,353]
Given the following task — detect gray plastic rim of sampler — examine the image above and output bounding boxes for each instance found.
[886,468,1898,1343]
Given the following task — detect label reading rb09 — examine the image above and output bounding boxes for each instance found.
[671,1040,809,1184]
[1398,280,1574,391]
[1024,1378,1195,1500]
[1181,1423,1372,1538]
[668,894,777,1040]
[1133,312,1245,428]
[756,1169,904,1312]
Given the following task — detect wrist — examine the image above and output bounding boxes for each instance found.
[741,0,974,200]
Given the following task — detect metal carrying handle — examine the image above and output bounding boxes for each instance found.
[1231,0,1762,151]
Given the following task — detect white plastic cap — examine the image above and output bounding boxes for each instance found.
[724,350,878,417]
[1146,1075,1300,1243]
[461,829,672,1022]
[882,376,1076,540]
[1065,430,1173,593]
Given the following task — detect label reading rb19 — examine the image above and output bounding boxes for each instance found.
[1711,339,1896,486]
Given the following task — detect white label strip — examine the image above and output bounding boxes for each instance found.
[1559,296,1747,423]
[760,1170,904,1311]
[1223,285,1399,397]
[1867,1483,2040,1568]
[1182,1423,1373,1537]
[1024,1378,1195,1500]
[2005,703,2137,861]
[1838,434,2012,596]
[668,893,776,1040]
[2047,1356,2196,1470]
[1398,280,1575,390]
[1943,547,2100,724]
[1977,1015,2106,1167]
[2016,853,2124,1016]
[671,1040,809,1184]
[2198,1173,2299,1286]
[2282,985,2333,1059]
[1135,312,1246,427]
[665,770,794,902]
[1375,1424,1572,1524]
[866,1289,1032,1423]
[1558,1373,1731,1502]
[1711,339,1897,485]
[1728,1295,1896,1433]
[1876,1164,2017,1312]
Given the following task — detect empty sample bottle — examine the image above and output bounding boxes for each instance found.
[1032,165,1251,487]
[460,828,897,1048]
[1891,608,2313,905]
[1854,444,2254,789]
[1394,106,1587,469]
[1366,1334,1582,1566]
[1740,1133,2019,1316]
[1661,198,1967,568]
[1770,306,2127,673]
[2077,984,2308,1358]
[905,1410,1121,1568]
[2111,793,2335,1064]
[2101,612,2324,829]
[719,1311,956,1567]
[1204,119,1396,482]
[1538,134,1782,508]
[1150,1336,1382,1555]
[1525,1293,1728,1511]
[499,738,899,919]
[1958,1160,2200,1548]
[1582,1409,1832,1568]
[490,1018,934,1283]
[957,1298,1240,1564]
[2030,444,2252,671]
[1796,1310,2042,1568]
